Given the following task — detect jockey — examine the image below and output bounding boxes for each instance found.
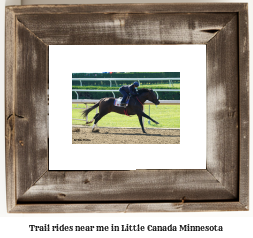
[119,81,139,106]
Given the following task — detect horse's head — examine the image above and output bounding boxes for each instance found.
[148,89,160,105]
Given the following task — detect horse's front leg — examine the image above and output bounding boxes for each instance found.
[141,112,159,124]
[138,115,146,133]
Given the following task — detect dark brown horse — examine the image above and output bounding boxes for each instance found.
[82,89,160,133]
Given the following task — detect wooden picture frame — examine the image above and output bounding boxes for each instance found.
[5,3,249,213]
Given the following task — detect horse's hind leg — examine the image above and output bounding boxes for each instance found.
[92,112,108,132]
[86,113,99,124]
[91,101,112,132]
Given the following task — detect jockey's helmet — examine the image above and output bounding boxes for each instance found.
[133,81,139,87]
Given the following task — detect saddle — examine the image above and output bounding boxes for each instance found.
[114,97,130,108]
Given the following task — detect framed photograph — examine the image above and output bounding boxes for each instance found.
[50,45,205,170]
[5,3,249,212]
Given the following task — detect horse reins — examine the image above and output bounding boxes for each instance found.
[124,96,143,117]
[136,96,143,108]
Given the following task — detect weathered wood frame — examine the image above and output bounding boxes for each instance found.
[5,4,249,213]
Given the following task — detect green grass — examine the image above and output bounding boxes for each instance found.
[72,104,180,128]
[72,83,180,90]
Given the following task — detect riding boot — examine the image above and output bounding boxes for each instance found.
[120,99,126,106]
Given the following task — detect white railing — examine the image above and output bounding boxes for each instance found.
[72,89,180,99]
[72,99,180,124]
[72,77,180,87]
[72,99,180,105]
[72,78,180,125]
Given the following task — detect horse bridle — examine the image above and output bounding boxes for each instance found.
[135,90,158,106]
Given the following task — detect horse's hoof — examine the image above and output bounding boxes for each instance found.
[155,122,159,124]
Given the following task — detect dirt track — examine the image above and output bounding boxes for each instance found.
[72,127,180,144]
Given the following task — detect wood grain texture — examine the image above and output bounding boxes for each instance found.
[10,202,247,213]
[18,170,236,203]
[238,4,249,208]
[16,13,235,45]
[15,20,48,200]
[206,16,239,198]
[7,3,246,15]
[5,3,249,213]
[5,7,17,212]
[126,202,247,212]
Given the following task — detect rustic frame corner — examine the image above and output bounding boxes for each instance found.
[5,3,249,213]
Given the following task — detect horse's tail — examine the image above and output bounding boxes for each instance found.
[81,101,100,118]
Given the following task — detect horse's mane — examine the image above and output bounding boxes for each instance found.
[138,88,152,95]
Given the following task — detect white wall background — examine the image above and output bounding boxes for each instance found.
[1,0,252,236]
[49,45,206,170]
